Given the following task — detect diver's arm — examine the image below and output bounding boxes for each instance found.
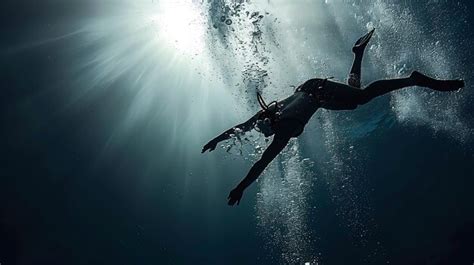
[201,111,261,153]
[227,135,290,205]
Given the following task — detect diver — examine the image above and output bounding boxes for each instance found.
[201,29,465,206]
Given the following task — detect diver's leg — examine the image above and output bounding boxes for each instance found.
[411,71,464,92]
[358,72,464,105]
[358,77,413,104]
[348,54,363,88]
[348,29,375,88]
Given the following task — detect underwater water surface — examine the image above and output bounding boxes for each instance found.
[1,1,474,264]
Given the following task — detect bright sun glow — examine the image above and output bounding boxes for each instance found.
[155,1,206,55]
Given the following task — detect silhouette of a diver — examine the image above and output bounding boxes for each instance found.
[201,29,465,206]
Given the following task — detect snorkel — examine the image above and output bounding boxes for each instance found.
[257,92,277,111]
[255,92,279,137]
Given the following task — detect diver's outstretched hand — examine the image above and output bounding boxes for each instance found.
[227,187,243,206]
[202,140,218,153]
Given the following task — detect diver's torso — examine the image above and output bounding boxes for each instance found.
[256,77,358,137]
[277,91,319,126]
[296,78,361,110]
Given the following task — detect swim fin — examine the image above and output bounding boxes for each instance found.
[352,28,375,54]
[411,71,464,91]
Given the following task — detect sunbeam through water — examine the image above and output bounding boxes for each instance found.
[3,0,473,264]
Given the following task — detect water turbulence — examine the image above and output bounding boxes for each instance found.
[204,1,317,263]
[318,111,382,259]
[257,142,316,263]
[350,0,472,141]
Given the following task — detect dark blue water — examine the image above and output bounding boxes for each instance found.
[1,1,473,264]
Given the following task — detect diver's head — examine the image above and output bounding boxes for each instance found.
[255,118,274,137]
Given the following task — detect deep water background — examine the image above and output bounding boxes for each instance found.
[1,1,474,265]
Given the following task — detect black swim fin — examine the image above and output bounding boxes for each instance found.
[352,28,375,54]
[411,71,464,91]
